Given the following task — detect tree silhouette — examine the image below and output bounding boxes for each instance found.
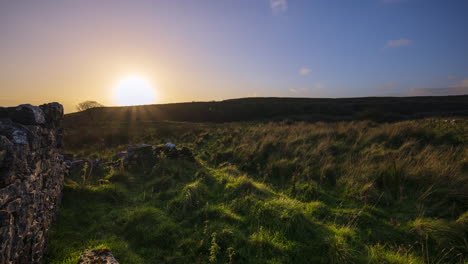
[76,101,104,112]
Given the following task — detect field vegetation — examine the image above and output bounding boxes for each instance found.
[45,113,467,263]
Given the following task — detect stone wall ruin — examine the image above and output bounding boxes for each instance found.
[0,103,66,264]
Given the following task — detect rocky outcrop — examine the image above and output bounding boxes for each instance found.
[62,143,195,179]
[0,103,66,264]
[121,143,195,170]
[78,249,119,264]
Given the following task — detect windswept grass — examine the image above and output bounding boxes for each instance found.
[45,118,467,263]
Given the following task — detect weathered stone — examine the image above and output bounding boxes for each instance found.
[78,249,119,264]
[70,159,87,169]
[17,104,45,124]
[0,103,65,264]
[40,102,64,128]
[11,129,28,145]
[121,144,156,170]
[0,104,45,125]
[0,150,5,166]
[62,153,74,161]
[153,144,195,160]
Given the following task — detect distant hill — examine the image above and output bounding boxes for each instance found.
[64,96,468,125]
[408,87,468,96]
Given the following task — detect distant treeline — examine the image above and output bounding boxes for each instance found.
[64,96,468,125]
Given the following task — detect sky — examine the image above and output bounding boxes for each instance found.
[1,0,467,112]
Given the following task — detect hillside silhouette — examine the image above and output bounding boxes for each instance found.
[65,96,468,125]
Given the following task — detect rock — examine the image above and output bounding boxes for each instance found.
[40,102,63,128]
[70,159,87,169]
[180,147,195,160]
[16,104,45,124]
[153,144,195,160]
[107,144,196,172]
[68,159,95,179]
[0,121,32,147]
[0,136,14,184]
[0,149,6,166]
[121,144,156,170]
[105,160,122,171]
[115,152,128,159]
[0,103,65,264]
[11,129,28,145]
[0,104,45,125]
[127,143,151,152]
[62,153,74,162]
[78,249,119,264]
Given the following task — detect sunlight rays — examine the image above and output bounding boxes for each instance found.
[113,75,157,106]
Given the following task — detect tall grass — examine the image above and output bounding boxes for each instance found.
[45,118,468,263]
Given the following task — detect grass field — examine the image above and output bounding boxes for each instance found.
[45,117,468,263]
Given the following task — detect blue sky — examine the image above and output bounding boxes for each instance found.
[0,0,467,111]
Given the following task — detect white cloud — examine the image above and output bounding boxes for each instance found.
[270,0,288,14]
[289,88,309,94]
[385,38,413,48]
[299,67,312,75]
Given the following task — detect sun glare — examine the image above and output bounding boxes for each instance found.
[113,75,156,106]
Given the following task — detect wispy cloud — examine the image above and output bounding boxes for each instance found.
[270,0,288,14]
[289,88,309,94]
[452,79,468,88]
[385,38,413,48]
[408,86,468,96]
[289,83,327,97]
[406,79,468,96]
[448,76,457,81]
[378,82,397,89]
[299,67,312,76]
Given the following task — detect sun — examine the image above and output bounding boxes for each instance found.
[113,75,156,106]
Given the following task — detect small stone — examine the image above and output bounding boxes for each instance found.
[78,249,119,264]
[12,130,28,145]
[165,142,176,149]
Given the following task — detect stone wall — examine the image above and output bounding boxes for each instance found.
[0,103,66,264]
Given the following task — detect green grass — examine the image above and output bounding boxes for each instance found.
[44,118,468,263]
